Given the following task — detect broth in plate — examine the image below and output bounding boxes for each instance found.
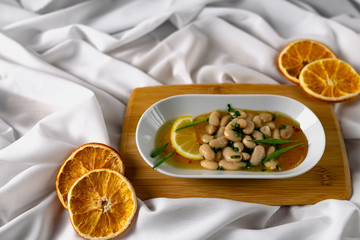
[154,107,308,172]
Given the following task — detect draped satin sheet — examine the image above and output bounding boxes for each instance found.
[0,0,360,239]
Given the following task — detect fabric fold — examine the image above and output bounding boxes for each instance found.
[0,0,360,239]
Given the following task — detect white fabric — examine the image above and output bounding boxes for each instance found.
[0,0,360,239]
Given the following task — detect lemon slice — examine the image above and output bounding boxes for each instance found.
[170,116,203,160]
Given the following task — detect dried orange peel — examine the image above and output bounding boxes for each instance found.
[278,39,360,102]
[299,58,360,102]
[55,143,125,209]
[55,143,137,239]
[68,169,137,240]
[277,39,337,85]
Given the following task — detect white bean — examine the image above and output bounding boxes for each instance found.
[280,125,294,139]
[246,113,254,121]
[242,120,255,135]
[238,110,247,119]
[252,115,262,128]
[264,160,279,170]
[199,144,215,161]
[224,128,242,142]
[230,110,247,119]
[201,160,219,170]
[260,125,271,137]
[225,118,247,130]
[223,147,242,162]
[267,145,276,157]
[250,145,266,166]
[252,130,264,140]
[272,129,280,139]
[209,111,221,126]
[215,150,222,162]
[219,160,246,170]
[200,134,214,144]
[206,124,217,135]
[216,126,225,137]
[209,136,228,149]
[242,135,256,149]
[260,113,272,122]
[220,115,231,126]
[233,142,244,152]
[241,152,250,161]
[266,121,276,129]
[196,109,298,172]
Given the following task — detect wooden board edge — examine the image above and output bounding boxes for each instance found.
[328,105,352,200]
[129,83,290,92]
[119,87,140,153]
[119,84,352,203]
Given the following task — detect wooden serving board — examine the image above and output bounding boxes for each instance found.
[119,84,351,205]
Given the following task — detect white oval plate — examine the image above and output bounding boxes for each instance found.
[135,94,325,179]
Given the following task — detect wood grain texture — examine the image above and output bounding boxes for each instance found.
[119,84,352,205]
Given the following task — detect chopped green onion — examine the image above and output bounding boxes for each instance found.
[150,142,169,158]
[249,139,299,144]
[230,155,241,159]
[272,113,276,121]
[212,147,221,153]
[227,104,235,112]
[153,151,176,169]
[262,143,305,164]
[246,162,254,169]
[227,104,243,118]
[276,164,281,170]
[175,118,208,132]
[232,123,244,137]
[279,124,286,130]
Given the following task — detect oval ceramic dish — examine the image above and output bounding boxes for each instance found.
[136,94,325,179]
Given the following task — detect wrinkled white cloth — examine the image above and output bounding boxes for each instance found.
[0,0,360,239]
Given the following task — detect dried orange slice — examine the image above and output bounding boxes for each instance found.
[299,58,360,102]
[55,143,124,209]
[277,39,337,84]
[170,116,203,160]
[68,169,137,240]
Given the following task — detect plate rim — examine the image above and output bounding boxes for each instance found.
[135,93,326,179]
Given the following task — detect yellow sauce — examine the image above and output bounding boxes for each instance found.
[155,110,308,172]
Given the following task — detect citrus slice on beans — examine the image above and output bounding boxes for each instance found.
[299,58,360,102]
[68,169,137,240]
[170,116,203,160]
[55,143,124,209]
[277,39,337,84]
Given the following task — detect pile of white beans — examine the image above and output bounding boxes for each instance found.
[199,109,295,171]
